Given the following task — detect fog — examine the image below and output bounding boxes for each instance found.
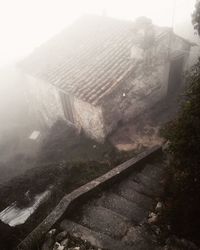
[0,0,198,175]
[0,1,199,248]
[0,0,197,67]
[0,0,198,171]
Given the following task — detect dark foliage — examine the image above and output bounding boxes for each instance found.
[192,0,200,36]
[161,58,200,243]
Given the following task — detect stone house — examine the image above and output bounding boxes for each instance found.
[18,15,193,142]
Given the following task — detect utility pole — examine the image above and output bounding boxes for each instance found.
[168,0,176,58]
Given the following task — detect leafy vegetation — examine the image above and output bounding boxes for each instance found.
[161,3,200,242]
[192,0,200,36]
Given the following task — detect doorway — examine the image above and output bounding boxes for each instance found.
[60,92,75,124]
[167,56,185,99]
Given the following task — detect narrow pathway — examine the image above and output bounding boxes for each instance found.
[59,153,165,250]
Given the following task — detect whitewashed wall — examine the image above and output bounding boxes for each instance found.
[23,73,66,130]
[16,71,105,142]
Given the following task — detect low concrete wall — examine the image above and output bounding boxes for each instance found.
[16,145,162,250]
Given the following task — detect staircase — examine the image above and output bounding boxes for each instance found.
[59,154,165,250]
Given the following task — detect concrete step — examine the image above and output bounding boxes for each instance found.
[131,172,164,196]
[122,225,157,250]
[95,192,148,224]
[113,180,154,210]
[140,163,165,180]
[60,220,157,250]
[127,163,164,196]
[77,205,130,239]
[58,150,165,250]
[60,219,134,250]
[124,178,157,197]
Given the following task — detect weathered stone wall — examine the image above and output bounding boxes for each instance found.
[102,64,168,135]
[102,34,190,136]
[73,98,105,142]
[19,72,105,142]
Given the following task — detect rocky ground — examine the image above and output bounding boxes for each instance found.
[110,98,178,152]
[41,229,100,250]
[0,120,138,250]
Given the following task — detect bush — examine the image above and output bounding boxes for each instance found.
[161,58,200,243]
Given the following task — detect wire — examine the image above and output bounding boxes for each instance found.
[168,0,176,58]
[171,0,176,32]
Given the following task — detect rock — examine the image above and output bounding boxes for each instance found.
[162,141,170,151]
[155,202,163,213]
[60,237,69,247]
[68,247,80,250]
[148,212,158,224]
[155,227,161,235]
[167,225,171,231]
[163,236,199,250]
[41,229,57,250]
[52,242,59,250]
[41,238,54,250]
[52,242,65,250]
[55,230,68,242]
[48,228,57,236]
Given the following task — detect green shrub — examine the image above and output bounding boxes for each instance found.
[161,58,200,243]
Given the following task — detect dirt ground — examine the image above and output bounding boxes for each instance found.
[110,97,179,151]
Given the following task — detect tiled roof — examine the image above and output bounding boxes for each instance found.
[18,15,170,106]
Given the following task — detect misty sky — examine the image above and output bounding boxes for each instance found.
[0,0,196,67]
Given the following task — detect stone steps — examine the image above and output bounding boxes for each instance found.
[131,173,164,196]
[95,192,148,223]
[129,163,165,197]
[77,205,130,239]
[60,219,134,250]
[58,154,165,249]
[141,163,164,179]
[113,179,155,210]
